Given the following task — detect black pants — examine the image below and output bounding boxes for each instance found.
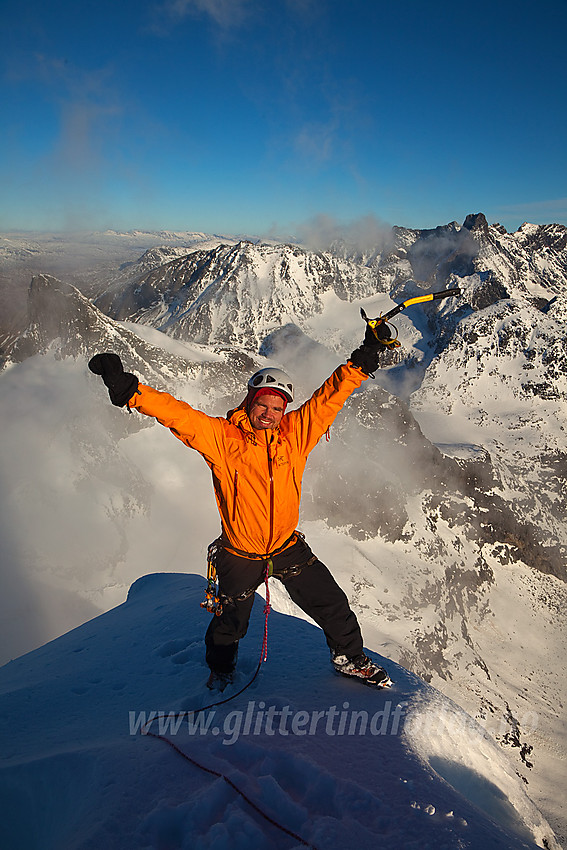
[205,536,363,674]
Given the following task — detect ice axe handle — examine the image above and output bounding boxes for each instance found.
[361,287,461,325]
[432,287,461,300]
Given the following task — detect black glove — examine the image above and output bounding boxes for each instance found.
[88,353,139,407]
[349,344,382,375]
[349,323,389,375]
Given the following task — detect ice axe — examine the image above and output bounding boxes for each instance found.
[361,287,461,349]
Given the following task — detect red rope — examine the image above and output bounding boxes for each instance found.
[262,564,271,662]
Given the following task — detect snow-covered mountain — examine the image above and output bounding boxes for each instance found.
[86,215,567,579]
[93,240,387,351]
[92,213,567,354]
[1,215,566,846]
[0,572,560,850]
[0,229,240,340]
[3,273,259,393]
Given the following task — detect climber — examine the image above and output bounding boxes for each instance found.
[88,322,393,690]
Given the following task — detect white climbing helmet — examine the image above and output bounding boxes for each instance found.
[247,367,294,403]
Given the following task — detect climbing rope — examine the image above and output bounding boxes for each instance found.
[141,564,319,849]
[143,727,318,848]
[261,559,271,662]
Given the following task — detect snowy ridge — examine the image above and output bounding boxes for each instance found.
[0,573,559,850]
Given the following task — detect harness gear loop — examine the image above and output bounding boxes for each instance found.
[200,540,273,661]
[200,538,223,616]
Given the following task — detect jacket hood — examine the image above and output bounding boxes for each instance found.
[226,397,248,423]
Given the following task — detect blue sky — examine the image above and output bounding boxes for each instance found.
[2,0,566,236]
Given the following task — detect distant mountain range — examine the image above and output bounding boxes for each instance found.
[1,214,566,843]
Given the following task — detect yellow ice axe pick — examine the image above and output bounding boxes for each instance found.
[361,287,461,348]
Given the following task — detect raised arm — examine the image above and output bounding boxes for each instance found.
[283,362,366,456]
[283,322,390,456]
[88,353,224,464]
[129,383,224,462]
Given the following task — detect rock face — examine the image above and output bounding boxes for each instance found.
[2,273,260,400]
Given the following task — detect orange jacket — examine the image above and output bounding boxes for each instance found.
[130,362,367,557]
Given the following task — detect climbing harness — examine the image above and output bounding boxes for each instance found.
[200,530,304,608]
[200,533,293,615]
[361,287,461,349]
[201,532,313,614]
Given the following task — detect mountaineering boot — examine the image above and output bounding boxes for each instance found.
[331,651,392,688]
[206,669,234,692]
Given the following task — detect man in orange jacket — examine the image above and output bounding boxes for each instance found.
[89,329,392,689]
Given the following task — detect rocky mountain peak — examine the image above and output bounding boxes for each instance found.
[8,274,103,363]
[2,274,256,392]
[463,212,490,233]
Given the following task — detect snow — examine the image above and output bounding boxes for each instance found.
[118,321,223,363]
[0,572,559,850]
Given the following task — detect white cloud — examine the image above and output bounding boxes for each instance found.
[295,212,395,255]
[294,119,338,165]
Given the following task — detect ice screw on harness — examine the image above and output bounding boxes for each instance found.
[361,287,461,348]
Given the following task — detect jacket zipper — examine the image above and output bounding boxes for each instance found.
[232,470,239,523]
[266,439,275,554]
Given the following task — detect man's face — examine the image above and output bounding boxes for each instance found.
[248,393,285,430]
